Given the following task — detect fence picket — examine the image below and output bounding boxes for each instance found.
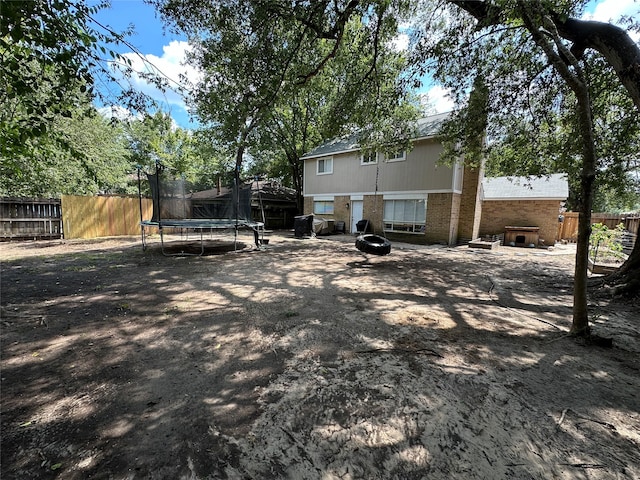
[558,212,639,246]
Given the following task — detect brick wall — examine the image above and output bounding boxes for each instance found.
[480,199,562,246]
[303,197,313,216]
[304,192,466,245]
[333,195,350,230]
[450,193,461,244]
[425,193,456,244]
[363,195,384,232]
[304,195,380,234]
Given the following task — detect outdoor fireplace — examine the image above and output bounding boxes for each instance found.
[504,226,539,247]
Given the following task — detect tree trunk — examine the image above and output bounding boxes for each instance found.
[288,153,304,214]
[595,230,640,298]
[617,233,640,277]
[450,0,639,324]
[571,163,595,336]
[234,143,245,226]
[566,84,597,336]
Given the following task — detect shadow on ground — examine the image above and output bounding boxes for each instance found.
[1,233,638,479]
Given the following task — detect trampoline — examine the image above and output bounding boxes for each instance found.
[139,164,264,256]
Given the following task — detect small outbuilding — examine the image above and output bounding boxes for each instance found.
[479,174,569,247]
[191,180,298,230]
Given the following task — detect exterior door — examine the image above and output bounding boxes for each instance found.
[351,200,363,233]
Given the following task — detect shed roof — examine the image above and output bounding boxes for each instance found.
[300,112,449,160]
[191,181,297,203]
[482,174,569,201]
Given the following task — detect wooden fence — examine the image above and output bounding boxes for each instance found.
[559,212,639,242]
[61,195,154,240]
[0,197,62,240]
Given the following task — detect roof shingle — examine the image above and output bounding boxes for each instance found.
[300,112,449,159]
[482,174,569,200]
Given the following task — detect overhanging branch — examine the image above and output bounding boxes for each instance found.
[447,0,640,110]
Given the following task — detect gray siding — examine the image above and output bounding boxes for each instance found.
[303,139,454,196]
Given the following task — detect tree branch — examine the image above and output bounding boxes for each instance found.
[553,16,640,111]
[447,0,640,110]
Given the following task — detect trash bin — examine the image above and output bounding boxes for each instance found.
[356,219,371,233]
[294,214,314,238]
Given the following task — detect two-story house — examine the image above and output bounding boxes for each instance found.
[301,113,484,245]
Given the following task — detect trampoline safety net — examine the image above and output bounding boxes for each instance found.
[147,173,252,222]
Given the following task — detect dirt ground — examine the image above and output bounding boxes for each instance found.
[1,231,639,480]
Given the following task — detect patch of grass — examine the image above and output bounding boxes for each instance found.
[63,265,96,272]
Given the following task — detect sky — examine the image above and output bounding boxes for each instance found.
[90,0,640,130]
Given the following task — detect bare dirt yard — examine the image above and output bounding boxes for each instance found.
[1,231,639,479]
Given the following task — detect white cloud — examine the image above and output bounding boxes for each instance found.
[102,40,202,129]
[583,0,639,23]
[113,40,201,109]
[97,105,142,122]
[391,33,410,52]
[421,85,454,114]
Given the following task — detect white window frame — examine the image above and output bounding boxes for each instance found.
[360,151,378,165]
[317,156,333,175]
[386,150,406,162]
[313,200,334,215]
[383,198,427,234]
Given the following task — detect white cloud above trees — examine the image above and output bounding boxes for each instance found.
[116,40,200,108]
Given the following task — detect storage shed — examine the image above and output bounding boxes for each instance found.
[479,174,569,247]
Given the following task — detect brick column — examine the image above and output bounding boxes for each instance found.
[457,164,483,243]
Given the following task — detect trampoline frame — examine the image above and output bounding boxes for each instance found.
[140,218,264,256]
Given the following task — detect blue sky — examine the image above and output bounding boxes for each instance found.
[90,0,639,130]
[92,1,170,54]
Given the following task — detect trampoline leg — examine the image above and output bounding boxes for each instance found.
[160,228,168,256]
[141,225,147,251]
[254,228,259,248]
[234,226,238,251]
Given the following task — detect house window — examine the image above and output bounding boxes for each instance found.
[314,200,334,215]
[383,198,426,234]
[361,151,377,165]
[317,157,333,175]
[386,150,406,162]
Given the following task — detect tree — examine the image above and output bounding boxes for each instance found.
[121,112,236,194]
[0,103,130,197]
[1,0,174,173]
[0,0,140,159]
[432,0,640,321]
[124,112,195,189]
[1,0,97,157]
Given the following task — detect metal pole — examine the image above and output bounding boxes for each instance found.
[155,160,164,249]
[137,166,145,249]
[256,176,266,243]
